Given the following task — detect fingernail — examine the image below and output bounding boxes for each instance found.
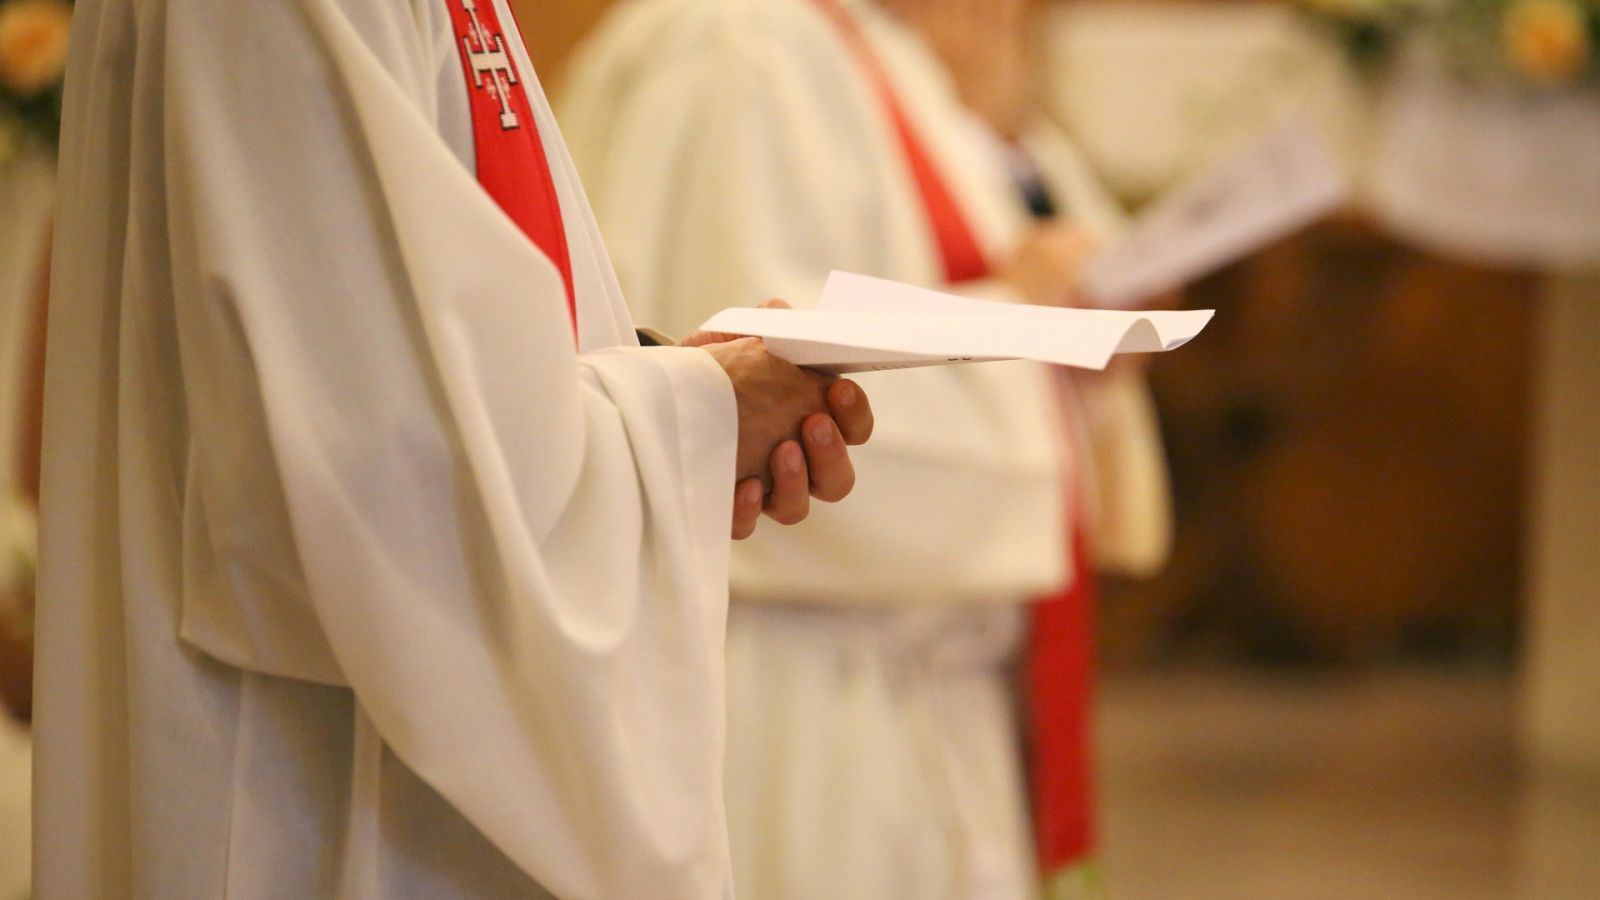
[783,443,805,474]
[810,419,835,447]
[836,382,857,408]
[740,480,763,505]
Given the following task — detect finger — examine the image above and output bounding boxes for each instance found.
[762,440,811,526]
[758,298,792,309]
[681,331,730,348]
[731,478,764,540]
[826,379,873,445]
[801,414,856,503]
[683,330,759,349]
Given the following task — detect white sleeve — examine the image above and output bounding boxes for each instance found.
[161,0,736,896]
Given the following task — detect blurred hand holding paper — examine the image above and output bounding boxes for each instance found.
[694,120,1346,373]
[1080,118,1347,309]
[697,272,1215,374]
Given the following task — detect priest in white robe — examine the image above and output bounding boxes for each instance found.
[32,0,877,897]
[562,0,1168,896]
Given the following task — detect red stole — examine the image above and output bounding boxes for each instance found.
[813,0,1099,884]
[444,0,577,334]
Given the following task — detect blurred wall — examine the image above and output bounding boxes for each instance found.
[0,716,28,897]
[513,0,621,93]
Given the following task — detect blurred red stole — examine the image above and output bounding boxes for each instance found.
[811,0,1099,886]
[444,0,577,335]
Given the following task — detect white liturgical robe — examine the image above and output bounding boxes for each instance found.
[34,0,740,897]
[563,1,1075,896]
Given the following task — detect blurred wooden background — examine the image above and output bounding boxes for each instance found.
[515,0,617,94]
[1099,216,1535,666]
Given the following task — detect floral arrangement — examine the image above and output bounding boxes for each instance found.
[0,0,72,168]
[1295,0,1600,89]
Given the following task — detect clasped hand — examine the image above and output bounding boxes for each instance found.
[685,301,874,540]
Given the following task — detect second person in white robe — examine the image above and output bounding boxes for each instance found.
[562,0,1146,895]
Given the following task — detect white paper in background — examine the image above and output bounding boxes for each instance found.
[697,272,1215,374]
[1079,117,1347,309]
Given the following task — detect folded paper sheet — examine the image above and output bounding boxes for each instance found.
[697,272,1215,374]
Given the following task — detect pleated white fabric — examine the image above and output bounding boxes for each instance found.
[33,0,741,896]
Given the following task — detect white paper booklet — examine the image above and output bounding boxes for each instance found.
[1079,118,1347,309]
[696,272,1215,374]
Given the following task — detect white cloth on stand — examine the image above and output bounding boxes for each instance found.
[1372,50,1600,270]
[34,0,741,896]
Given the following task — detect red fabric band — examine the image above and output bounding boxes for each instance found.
[445,0,577,333]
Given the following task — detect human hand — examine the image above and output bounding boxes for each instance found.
[724,383,872,539]
[1000,224,1099,308]
[690,302,873,539]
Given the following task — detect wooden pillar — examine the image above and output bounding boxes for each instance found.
[1521,273,1600,780]
[1517,274,1600,891]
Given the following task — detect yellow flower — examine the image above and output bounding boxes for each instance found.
[0,0,72,97]
[1503,0,1591,87]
